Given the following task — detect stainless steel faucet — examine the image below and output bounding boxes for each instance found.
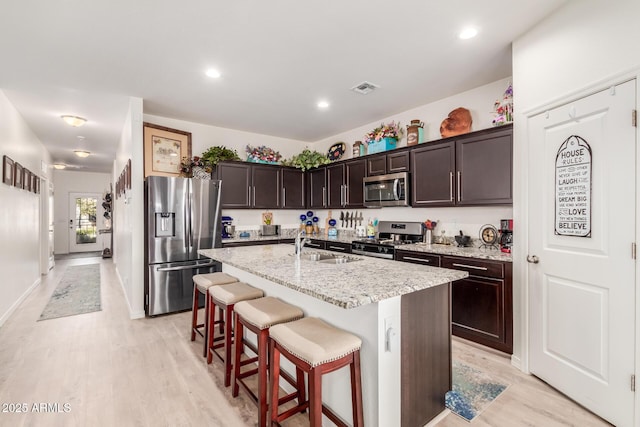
[294,231,310,257]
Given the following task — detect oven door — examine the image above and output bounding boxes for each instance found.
[363,172,409,207]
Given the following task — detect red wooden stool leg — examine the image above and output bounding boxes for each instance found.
[232,313,244,397]
[351,351,364,427]
[190,285,198,341]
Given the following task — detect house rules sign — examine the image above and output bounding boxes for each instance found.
[555,135,592,237]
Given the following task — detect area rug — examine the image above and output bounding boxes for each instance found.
[38,264,102,321]
[445,360,508,421]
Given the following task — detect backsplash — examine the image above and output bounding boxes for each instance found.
[222,205,513,242]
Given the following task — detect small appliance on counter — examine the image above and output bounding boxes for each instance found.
[260,224,280,236]
[500,219,513,253]
[222,216,235,239]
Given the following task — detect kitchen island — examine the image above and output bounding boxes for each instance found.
[199,244,468,427]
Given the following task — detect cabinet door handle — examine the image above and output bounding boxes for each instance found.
[248,186,251,205]
[449,172,454,202]
[282,187,286,207]
[308,242,321,248]
[328,245,346,251]
[322,187,326,207]
[403,256,431,264]
[452,262,488,271]
[456,171,461,202]
[252,186,256,206]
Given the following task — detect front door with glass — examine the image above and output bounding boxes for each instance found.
[68,192,102,253]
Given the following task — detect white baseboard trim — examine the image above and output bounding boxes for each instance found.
[511,355,522,371]
[115,267,145,320]
[0,277,41,328]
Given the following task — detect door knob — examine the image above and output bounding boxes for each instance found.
[527,255,539,264]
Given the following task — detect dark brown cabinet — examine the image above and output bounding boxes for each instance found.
[317,160,366,208]
[280,167,305,209]
[325,241,352,253]
[305,239,326,250]
[456,126,512,205]
[411,125,512,207]
[214,162,279,209]
[442,256,513,353]
[366,151,410,176]
[411,141,456,207]
[307,168,327,208]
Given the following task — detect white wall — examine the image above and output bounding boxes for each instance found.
[0,89,52,326]
[52,170,111,254]
[143,114,309,163]
[113,97,145,319]
[512,0,640,370]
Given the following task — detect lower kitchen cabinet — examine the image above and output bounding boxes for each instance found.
[395,250,441,266]
[305,239,326,250]
[442,256,513,354]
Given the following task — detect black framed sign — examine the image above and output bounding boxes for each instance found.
[555,135,592,237]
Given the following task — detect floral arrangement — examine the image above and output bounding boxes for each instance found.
[180,156,212,176]
[246,145,282,163]
[492,82,513,126]
[363,121,403,145]
[424,219,438,230]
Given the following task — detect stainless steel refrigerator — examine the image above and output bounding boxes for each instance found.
[145,176,223,316]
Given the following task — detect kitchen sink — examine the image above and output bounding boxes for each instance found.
[293,252,362,263]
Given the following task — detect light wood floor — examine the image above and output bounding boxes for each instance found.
[0,257,611,427]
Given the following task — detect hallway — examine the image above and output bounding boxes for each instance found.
[0,257,609,426]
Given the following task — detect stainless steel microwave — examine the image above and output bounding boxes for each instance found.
[363,172,410,207]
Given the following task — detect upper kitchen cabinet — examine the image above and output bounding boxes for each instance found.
[214,162,280,209]
[411,141,456,207]
[456,126,512,205]
[307,167,327,209]
[280,167,305,209]
[327,159,366,208]
[411,125,513,207]
[366,150,410,176]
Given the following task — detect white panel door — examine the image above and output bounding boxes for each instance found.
[68,192,102,253]
[528,80,636,426]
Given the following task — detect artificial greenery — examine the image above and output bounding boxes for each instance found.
[281,149,331,171]
[200,145,241,165]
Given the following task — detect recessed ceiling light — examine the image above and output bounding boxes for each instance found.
[459,28,478,40]
[74,150,91,158]
[317,101,330,109]
[53,164,66,170]
[205,69,221,78]
[61,115,87,127]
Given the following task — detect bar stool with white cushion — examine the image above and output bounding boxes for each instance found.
[269,317,364,427]
[190,272,238,357]
[207,282,264,387]
[232,296,305,427]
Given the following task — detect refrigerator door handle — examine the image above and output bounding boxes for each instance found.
[156,260,216,272]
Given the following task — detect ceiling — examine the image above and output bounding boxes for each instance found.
[0,0,567,173]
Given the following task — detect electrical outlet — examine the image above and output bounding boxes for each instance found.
[384,316,398,353]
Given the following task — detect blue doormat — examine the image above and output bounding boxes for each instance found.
[38,264,101,321]
[445,360,508,421]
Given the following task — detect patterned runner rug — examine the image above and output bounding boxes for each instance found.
[445,360,508,421]
[38,264,102,321]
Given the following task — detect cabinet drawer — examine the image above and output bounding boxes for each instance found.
[325,241,352,253]
[306,239,326,250]
[395,250,441,267]
[441,256,504,278]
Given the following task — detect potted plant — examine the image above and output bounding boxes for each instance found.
[364,121,403,154]
[281,149,331,171]
[200,145,241,165]
[246,145,282,164]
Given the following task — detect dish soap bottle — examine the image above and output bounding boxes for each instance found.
[327,219,338,237]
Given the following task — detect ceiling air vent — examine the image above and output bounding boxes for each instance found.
[351,81,379,95]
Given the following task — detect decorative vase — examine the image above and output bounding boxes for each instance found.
[191,166,211,180]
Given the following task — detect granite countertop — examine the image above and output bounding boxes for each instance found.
[394,243,512,262]
[221,229,356,245]
[199,244,468,309]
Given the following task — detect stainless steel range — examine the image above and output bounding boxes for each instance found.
[351,221,424,259]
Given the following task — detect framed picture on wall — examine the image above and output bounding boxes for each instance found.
[127,158,132,189]
[34,174,40,194]
[14,163,23,189]
[3,155,14,185]
[23,169,32,192]
[143,122,191,178]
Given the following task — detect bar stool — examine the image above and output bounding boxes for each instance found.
[207,282,264,387]
[191,272,239,357]
[232,297,305,427]
[269,317,364,427]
